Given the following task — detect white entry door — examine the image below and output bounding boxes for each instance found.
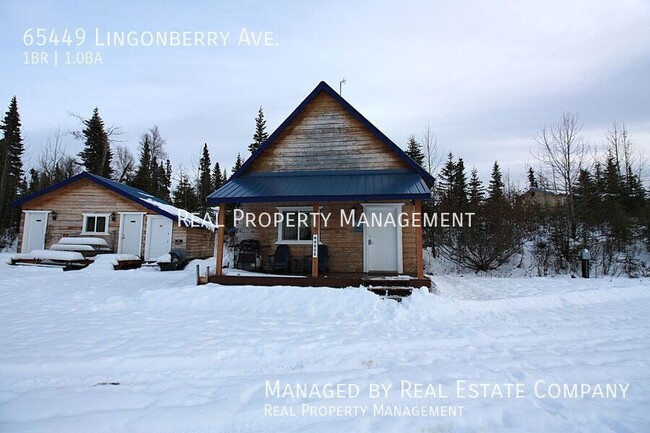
[118,213,144,257]
[21,211,49,253]
[144,215,172,261]
[363,204,403,273]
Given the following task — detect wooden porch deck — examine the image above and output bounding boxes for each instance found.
[207,272,431,293]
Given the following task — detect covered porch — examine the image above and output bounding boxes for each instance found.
[206,170,431,289]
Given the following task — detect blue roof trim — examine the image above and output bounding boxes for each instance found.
[243,168,411,177]
[208,193,431,204]
[12,172,87,208]
[231,81,436,187]
[207,169,432,204]
[12,172,183,223]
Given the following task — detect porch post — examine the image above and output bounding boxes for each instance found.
[216,203,226,277]
[312,202,319,278]
[415,200,424,279]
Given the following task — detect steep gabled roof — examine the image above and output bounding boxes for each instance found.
[232,81,435,187]
[12,172,213,228]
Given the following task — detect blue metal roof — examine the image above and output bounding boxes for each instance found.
[12,172,198,226]
[207,169,431,203]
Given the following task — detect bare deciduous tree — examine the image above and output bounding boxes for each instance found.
[112,144,135,182]
[534,112,589,265]
[606,122,645,180]
[534,113,589,197]
[145,125,168,163]
[421,123,442,176]
[35,127,82,181]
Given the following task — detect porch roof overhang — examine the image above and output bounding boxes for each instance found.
[206,169,432,204]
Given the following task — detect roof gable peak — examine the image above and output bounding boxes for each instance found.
[231,81,435,187]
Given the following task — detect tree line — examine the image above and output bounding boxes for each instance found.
[0,96,269,248]
[404,114,649,277]
[2,95,648,275]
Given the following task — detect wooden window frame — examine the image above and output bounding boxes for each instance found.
[276,206,314,245]
[81,213,110,235]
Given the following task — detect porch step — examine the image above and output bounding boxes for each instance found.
[366,287,413,299]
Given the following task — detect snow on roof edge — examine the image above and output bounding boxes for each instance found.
[142,198,218,231]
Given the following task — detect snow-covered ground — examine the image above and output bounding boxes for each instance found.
[1,254,649,432]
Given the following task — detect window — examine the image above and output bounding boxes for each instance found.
[82,213,110,234]
[277,207,313,244]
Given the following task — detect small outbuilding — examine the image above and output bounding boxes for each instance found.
[12,172,215,261]
[524,187,565,207]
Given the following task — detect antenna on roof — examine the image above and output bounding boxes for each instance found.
[339,78,346,95]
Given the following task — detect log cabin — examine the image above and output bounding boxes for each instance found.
[12,172,215,261]
[207,81,435,287]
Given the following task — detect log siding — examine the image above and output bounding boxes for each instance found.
[235,200,417,275]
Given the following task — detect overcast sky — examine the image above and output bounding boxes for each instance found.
[2,0,649,186]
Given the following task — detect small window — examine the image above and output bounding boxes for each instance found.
[277,207,313,244]
[82,213,110,234]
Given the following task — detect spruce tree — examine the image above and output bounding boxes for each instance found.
[0,96,24,231]
[197,144,213,213]
[78,107,112,177]
[231,153,244,175]
[405,135,425,167]
[27,168,41,194]
[437,152,456,205]
[131,133,152,193]
[172,169,200,212]
[594,161,605,195]
[452,158,468,208]
[212,162,224,190]
[130,127,170,200]
[248,106,268,154]
[0,137,4,187]
[161,159,172,202]
[528,167,539,188]
[468,167,485,206]
[623,169,645,214]
[488,161,505,201]
[574,168,600,227]
[603,152,622,197]
[153,161,168,200]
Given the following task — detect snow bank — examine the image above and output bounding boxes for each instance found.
[1,252,14,264]
[1,237,17,253]
[58,237,109,247]
[138,284,397,319]
[50,244,95,251]
[188,250,237,277]
[80,254,141,270]
[12,250,85,261]
[156,253,171,263]
[222,245,235,268]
